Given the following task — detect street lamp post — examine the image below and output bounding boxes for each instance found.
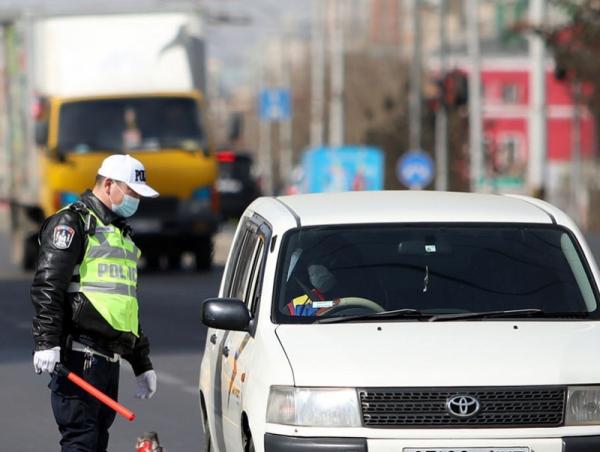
[466,0,483,193]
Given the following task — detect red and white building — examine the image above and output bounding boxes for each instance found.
[434,49,596,216]
[480,57,594,185]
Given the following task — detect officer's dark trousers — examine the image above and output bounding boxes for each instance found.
[49,349,120,452]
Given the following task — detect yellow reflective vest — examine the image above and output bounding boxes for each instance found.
[67,207,141,336]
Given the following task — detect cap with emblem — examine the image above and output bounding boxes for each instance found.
[97,154,159,198]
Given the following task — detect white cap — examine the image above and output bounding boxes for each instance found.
[97,154,159,198]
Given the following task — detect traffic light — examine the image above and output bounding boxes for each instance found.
[443,69,468,108]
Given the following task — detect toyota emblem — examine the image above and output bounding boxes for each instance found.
[446,394,480,418]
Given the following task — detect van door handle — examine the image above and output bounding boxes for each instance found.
[223,346,230,357]
[210,334,217,345]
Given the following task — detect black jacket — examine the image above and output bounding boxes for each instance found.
[31,190,152,375]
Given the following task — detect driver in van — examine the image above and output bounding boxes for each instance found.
[286,263,342,316]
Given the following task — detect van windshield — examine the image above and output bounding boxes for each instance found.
[274,224,599,323]
[57,97,204,153]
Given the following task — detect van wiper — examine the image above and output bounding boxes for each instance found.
[316,308,433,324]
[428,308,545,322]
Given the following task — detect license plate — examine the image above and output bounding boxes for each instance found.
[403,448,529,452]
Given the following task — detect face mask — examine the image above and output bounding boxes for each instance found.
[110,183,140,218]
[308,264,336,293]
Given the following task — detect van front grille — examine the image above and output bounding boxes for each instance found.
[359,386,565,428]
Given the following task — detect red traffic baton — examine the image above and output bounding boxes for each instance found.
[55,363,136,421]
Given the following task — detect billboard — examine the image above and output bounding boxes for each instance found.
[294,146,384,194]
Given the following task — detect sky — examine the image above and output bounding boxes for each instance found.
[203,0,312,90]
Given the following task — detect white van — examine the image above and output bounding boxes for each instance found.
[199,191,600,452]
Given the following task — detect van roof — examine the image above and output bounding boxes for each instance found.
[255,191,558,227]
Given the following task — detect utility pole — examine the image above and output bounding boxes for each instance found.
[259,120,273,195]
[25,13,37,204]
[310,0,325,147]
[408,0,422,151]
[328,0,344,147]
[0,25,7,200]
[466,0,483,192]
[280,30,293,190]
[571,81,583,225]
[434,0,448,191]
[527,0,547,199]
[258,55,273,195]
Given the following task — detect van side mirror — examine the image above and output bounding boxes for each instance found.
[201,298,251,331]
[35,121,49,146]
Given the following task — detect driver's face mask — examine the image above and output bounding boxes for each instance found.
[308,264,336,293]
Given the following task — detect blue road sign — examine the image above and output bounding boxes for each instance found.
[397,150,434,189]
[259,88,291,121]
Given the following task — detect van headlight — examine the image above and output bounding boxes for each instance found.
[566,386,600,425]
[266,386,362,427]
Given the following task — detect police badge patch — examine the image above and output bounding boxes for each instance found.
[52,225,75,249]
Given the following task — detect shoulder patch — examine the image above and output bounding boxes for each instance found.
[53,225,75,249]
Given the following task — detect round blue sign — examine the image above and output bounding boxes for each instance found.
[396,150,434,189]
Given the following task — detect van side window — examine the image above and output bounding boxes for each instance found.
[246,238,265,314]
[222,225,249,297]
[230,231,258,301]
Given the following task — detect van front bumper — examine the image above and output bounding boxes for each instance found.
[264,434,366,451]
[263,434,600,452]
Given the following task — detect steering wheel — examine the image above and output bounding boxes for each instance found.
[322,297,384,316]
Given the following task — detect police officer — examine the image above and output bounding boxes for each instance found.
[31,154,159,452]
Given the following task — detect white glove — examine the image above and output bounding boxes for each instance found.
[33,346,61,374]
[135,370,157,399]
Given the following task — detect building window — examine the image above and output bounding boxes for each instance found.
[501,83,520,104]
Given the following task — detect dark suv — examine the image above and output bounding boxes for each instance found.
[216,150,261,219]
